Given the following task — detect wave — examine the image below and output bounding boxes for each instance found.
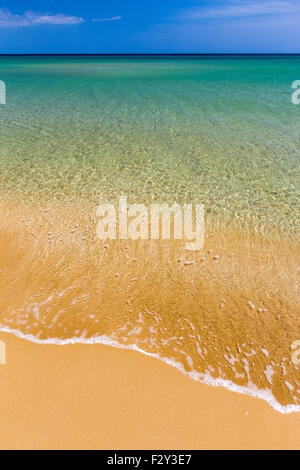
[1,325,299,415]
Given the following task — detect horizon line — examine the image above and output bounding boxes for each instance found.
[0,53,300,56]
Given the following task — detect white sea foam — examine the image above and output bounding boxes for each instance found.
[0,325,299,415]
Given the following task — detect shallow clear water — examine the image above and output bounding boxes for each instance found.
[0,55,299,236]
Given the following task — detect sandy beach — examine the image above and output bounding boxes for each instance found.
[0,330,299,450]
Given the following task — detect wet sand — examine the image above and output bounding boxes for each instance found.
[0,330,299,450]
[0,199,299,410]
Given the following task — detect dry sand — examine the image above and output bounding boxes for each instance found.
[0,331,299,450]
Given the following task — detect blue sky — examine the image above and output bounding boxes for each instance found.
[0,1,299,53]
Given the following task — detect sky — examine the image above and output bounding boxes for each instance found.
[0,1,299,53]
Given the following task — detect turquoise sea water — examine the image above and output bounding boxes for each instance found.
[0,55,299,236]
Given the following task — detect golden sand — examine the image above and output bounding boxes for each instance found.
[0,331,299,450]
[0,199,299,411]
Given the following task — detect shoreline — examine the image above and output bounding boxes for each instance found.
[0,199,299,411]
[0,330,299,450]
[1,326,299,415]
